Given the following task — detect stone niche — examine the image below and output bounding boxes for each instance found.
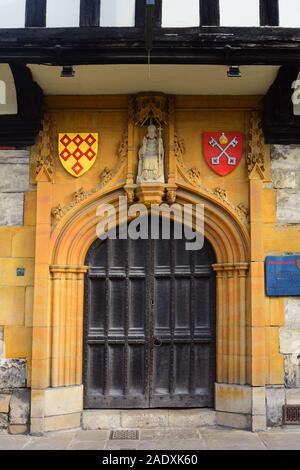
[0,359,30,434]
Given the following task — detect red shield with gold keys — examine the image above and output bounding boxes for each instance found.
[59,133,98,178]
[203,132,243,176]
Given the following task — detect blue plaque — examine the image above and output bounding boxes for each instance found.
[266,255,300,296]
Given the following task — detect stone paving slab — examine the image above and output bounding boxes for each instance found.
[258,431,300,450]
[23,435,75,451]
[0,436,31,450]
[68,440,107,450]
[0,428,299,450]
[136,439,207,451]
[74,430,110,441]
[139,429,201,440]
[201,430,266,450]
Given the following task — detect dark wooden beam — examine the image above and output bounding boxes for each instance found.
[135,0,145,27]
[80,0,101,27]
[200,0,220,26]
[0,65,43,148]
[25,0,46,27]
[260,0,279,26]
[0,27,300,66]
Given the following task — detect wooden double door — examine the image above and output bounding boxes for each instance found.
[83,223,216,409]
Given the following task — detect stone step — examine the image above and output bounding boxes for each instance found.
[82,409,216,430]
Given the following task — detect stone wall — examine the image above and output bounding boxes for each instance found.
[0,148,35,373]
[0,359,30,434]
[269,145,300,426]
[0,150,34,434]
[0,150,30,226]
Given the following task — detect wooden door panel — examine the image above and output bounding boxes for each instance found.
[84,224,216,410]
[150,235,216,408]
[83,236,150,409]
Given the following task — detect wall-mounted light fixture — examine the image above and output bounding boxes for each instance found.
[227,66,241,78]
[60,66,75,78]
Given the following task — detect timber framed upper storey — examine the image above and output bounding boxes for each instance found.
[0,0,299,65]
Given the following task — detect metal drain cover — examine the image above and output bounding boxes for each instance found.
[283,405,300,424]
[110,430,139,440]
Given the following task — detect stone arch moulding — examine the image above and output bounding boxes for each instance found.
[31,183,252,433]
[48,184,250,385]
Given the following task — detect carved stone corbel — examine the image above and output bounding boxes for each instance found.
[124,184,136,205]
[166,186,178,204]
[135,183,165,207]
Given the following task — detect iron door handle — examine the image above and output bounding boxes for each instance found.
[153,337,162,347]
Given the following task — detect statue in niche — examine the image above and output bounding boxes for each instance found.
[136,124,165,184]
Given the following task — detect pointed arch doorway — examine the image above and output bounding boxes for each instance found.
[83,220,216,409]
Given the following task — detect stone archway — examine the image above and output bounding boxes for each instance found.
[30,183,251,433]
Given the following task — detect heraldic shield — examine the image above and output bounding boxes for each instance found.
[59,133,98,178]
[203,132,243,176]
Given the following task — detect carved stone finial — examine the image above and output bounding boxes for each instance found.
[32,114,54,178]
[247,112,265,177]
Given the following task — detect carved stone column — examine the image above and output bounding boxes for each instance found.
[213,263,249,385]
[248,113,267,387]
[50,265,88,387]
[213,262,269,431]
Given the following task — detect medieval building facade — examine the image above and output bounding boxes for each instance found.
[0,0,300,435]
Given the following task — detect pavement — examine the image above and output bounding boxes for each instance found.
[0,427,300,450]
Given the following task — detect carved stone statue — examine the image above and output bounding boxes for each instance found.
[136,124,165,184]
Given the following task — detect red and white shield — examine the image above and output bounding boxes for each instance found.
[203,132,243,176]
